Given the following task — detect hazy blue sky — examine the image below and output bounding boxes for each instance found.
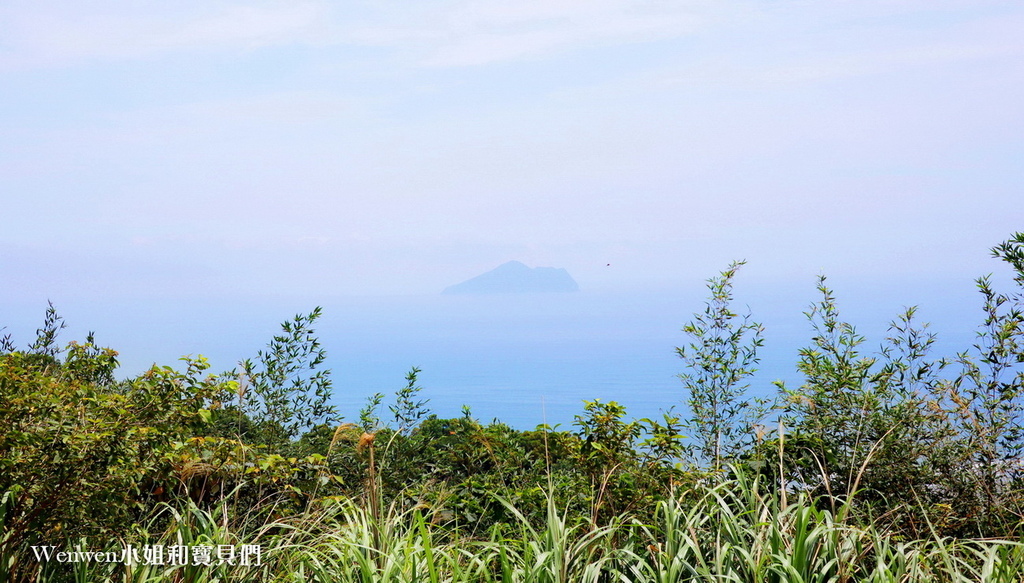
[3,0,1023,302]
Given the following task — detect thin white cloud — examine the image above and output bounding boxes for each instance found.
[0,1,328,70]
[532,3,1024,102]
[2,0,1019,73]
[0,0,717,70]
[347,0,714,67]
[750,9,1024,84]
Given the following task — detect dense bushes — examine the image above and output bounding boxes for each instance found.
[0,335,223,551]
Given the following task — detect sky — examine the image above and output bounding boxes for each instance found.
[2,0,1023,303]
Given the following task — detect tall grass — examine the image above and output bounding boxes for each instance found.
[6,471,1024,582]
[620,470,1024,582]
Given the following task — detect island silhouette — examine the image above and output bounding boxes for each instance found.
[442,261,580,294]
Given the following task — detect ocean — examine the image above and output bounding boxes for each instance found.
[1,277,990,429]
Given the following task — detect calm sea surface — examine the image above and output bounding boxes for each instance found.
[2,279,987,429]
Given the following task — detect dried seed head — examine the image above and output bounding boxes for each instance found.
[357,432,376,452]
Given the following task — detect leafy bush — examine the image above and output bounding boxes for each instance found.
[677,261,766,470]
[0,334,226,555]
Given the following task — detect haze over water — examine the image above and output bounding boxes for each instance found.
[1,272,992,429]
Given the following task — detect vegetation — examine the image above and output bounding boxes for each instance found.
[1,232,1022,582]
[677,259,766,470]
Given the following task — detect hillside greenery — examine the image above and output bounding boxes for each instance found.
[1,232,1022,582]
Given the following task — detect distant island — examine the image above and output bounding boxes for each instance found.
[442,261,580,294]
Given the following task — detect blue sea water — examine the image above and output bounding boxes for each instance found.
[1,277,988,429]
[316,283,982,428]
